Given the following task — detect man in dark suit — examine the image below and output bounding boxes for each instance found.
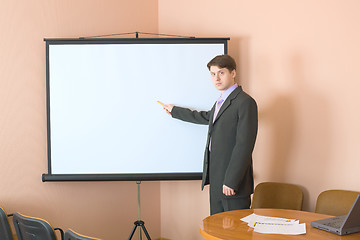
[163,55,258,215]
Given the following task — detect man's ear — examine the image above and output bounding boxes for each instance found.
[231,69,237,80]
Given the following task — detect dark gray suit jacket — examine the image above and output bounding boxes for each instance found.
[171,86,258,197]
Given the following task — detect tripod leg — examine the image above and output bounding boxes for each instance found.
[128,224,138,240]
[140,225,151,240]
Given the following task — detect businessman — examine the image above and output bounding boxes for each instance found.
[163,55,258,215]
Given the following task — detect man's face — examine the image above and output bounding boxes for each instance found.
[210,66,236,93]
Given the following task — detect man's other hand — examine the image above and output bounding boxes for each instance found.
[223,185,236,196]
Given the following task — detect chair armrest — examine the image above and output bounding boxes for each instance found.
[54,227,64,240]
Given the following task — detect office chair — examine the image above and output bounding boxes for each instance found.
[64,229,101,240]
[0,207,14,240]
[13,212,64,240]
[251,182,303,210]
[315,190,360,216]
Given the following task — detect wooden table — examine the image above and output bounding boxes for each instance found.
[200,209,360,240]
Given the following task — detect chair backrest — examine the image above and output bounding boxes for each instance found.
[251,182,303,210]
[64,229,101,240]
[13,212,58,240]
[315,190,360,216]
[0,207,13,240]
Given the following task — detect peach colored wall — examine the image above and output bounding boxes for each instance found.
[159,0,360,239]
[0,1,161,239]
[2,1,360,239]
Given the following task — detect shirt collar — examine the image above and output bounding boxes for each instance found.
[220,83,238,101]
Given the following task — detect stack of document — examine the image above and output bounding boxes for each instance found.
[241,213,306,235]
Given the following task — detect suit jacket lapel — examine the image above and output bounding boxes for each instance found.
[213,86,242,123]
[208,102,216,135]
[209,102,216,123]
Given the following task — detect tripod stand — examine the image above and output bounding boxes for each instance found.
[128,181,151,240]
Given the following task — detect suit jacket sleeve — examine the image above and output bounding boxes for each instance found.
[223,97,258,191]
[171,106,212,125]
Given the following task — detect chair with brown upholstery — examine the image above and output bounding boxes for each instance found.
[315,190,360,216]
[251,182,303,210]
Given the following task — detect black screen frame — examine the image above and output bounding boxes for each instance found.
[42,37,229,182]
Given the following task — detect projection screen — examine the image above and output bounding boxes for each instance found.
[42,37,228,181]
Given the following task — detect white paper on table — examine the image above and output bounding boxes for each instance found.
[253,222,306,235]
[248,220,299,228]
[241,213,297,225]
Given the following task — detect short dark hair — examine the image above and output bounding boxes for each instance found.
[207,54,236,72]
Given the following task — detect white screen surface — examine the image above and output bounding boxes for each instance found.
[46,39,226,179]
